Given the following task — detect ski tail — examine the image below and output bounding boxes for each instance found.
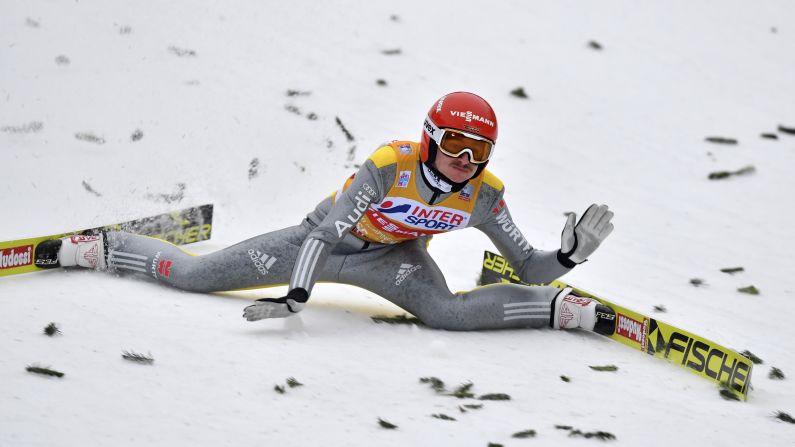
[0,204,213,278]
[480,250,752,401]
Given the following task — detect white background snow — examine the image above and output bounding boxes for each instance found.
[2,1,795,445]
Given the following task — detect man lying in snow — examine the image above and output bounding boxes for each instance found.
[37,92,615,333]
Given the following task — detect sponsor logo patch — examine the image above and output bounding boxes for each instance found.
[397,170,411,188]
[377,201,412,214]
[70,235,100,243]
[372,197,470,231]
[482,251,524,283]
[558,296,593,327]
[564,295,592,307]
[458,184,473,201]
[424,118,438,137]
[83,245,100,268]
[248,249,277,275]
[617,314,645,345]
[646,319,751,397]
[491,199,505,215]
[157,259,173,278]
[1,245,33,269]
[361,182,376,198]
[450,110,495,127]
[334,187,374,237]
[559,301,576,327]
[151,251,162,279]
[493,206,531,252]
[150,224,212,245]
[399,144,412,154]
[395,263,422,285]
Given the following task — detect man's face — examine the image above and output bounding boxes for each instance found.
[433,151,478,183]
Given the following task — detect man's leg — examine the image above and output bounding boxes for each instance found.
[45,222,339,293]
[338,240,562,331]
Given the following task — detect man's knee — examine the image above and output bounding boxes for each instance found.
[411,296,476,331]
[160,257,214,292]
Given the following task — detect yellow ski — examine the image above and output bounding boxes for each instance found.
[1,204,213,278]
[481,250,752,400]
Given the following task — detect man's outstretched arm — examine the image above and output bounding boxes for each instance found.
[476,195,614,285]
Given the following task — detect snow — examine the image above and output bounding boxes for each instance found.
[2,0,795,445]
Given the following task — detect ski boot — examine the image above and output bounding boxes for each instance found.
[34,233,107,269]
[552,287,616,335]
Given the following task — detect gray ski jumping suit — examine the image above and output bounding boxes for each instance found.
[104,141,573,330]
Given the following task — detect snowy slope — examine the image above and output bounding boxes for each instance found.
[2,1,795,446]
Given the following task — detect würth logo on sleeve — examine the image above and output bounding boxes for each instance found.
[1,245,33,269]
[492,206,531,252]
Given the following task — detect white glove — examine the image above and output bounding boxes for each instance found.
[559,204,614,267]
[243,288,308,321]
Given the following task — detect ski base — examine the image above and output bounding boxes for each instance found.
[480,250,752,401]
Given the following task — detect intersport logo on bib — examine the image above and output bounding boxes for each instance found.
[374,197,471,231]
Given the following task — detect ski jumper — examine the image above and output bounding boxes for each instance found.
[103,142,573,330]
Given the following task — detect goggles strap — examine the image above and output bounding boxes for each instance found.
[424,116,443,143]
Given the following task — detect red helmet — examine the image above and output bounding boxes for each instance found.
[420,92,498,164]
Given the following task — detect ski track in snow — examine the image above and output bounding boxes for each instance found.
[2,1,795,446]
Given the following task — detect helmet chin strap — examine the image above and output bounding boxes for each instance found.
[420,156,486,194]
[420,162,461,193]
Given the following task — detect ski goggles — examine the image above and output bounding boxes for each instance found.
[437,130,494,164]
[425,117,494,164]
